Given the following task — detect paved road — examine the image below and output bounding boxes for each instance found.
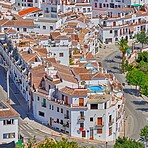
[101,50,148,139]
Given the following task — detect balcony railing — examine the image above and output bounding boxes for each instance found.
[95,124,104,129]
[78,116,85,121]
[64,114,69,119]
[42,103,46,108]
[109,120,114,126]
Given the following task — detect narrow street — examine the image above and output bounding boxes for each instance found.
[101,50,148,140]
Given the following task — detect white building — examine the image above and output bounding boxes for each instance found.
[32,60,125,142]
[91,0,147,10]
[98,8,148,44]
[0,101,19,144]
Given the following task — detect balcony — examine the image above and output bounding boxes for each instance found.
[95,124,104,129]
[78,116,85,121]
[108,120,114,126]
[114,34,118,37]
[41,103,46,108]
[64,114,69,119]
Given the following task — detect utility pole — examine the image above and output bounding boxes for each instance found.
[6,67,10,103]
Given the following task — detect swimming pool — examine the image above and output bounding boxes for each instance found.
[88,86,105,92]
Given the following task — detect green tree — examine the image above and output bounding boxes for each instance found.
[114,137,143,148]
[116,38,129,73]
[27,136,36,148]
[136,60,148,74]
[137,52,148,63]
[140,126,148,145]
[141,79,148,96]
[135,31,148,48]
[126,68,146,94]
[38,138,91,148]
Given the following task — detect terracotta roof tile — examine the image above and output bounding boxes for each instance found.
[18,7,40,16]
[0,102,19,119]
[60,87,87,96]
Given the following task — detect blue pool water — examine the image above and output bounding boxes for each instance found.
[89,86,105,92]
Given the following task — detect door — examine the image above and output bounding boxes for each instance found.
[97,117,102,125]
[79,98,84,106]
[82,131,86,137]
[113,22,116,26]
[65,96,68,105]
[50,117,52,126]
[90,128,94,140]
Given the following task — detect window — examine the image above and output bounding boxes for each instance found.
[57,118,59,123]
[43,26,46,29]
[3,133,15,139]
[109,115,112,122]
[110,30,112,33]
[95,3,97,8]
[106,4,109,7]
[39,111,44,117]
[104,102,107,109]
[97,129,102,134]
[60,120,63,125]
[99,3,102,8]
[90,104,98,109]
[42,98,46,108]
[109,127,112,136]
[61,108,63,113]
[62,94,64,101]
[97,117,102,126]
[90,117,93,122]
[49,104,51,109]
[52,105,54,110]
[50,26,53,30]
[59,53,64,57]
[87,8,90,12]
[83,8,86,13]
[49,85,50,90]
[17,28,19,31]
[80,123,84,128]
[57,107,59,112]
[3,119,14,125]
[80,111,84,118]
[79,98,84,106]
[23,28,27,32]
[103,4,105,7]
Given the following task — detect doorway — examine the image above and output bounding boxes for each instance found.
[90,128,94,140]
[50,117,52,126]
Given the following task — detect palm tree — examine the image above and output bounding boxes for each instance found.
[117,38,129,73]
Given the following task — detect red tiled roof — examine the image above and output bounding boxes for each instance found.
[60,87,87,96]
[18,7,40,16]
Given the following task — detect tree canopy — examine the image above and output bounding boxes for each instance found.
[140,126,148,141]
[114,137,143,148]
[135,31,148,48]
[37,138,94,148]
[117,38,129,73]
[126,68,146,87]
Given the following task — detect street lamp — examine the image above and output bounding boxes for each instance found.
[105,142,108,148]
[124,115,127,137]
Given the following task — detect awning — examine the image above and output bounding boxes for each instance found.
[131,4,142,7]
[130,27,135,32]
